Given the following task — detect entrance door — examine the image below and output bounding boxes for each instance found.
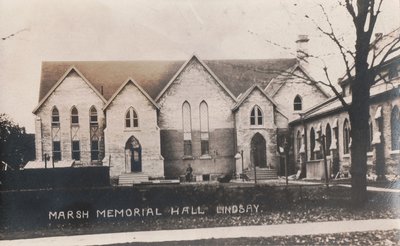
[251,133,267,168]
[125,136,142,172]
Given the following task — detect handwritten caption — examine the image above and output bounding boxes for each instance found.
[48,204,260,220]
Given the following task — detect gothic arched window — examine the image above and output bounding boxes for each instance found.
[250,105,263,126]
[200,101,209,155]
[90,106,98,126]
[51,107,60,127]
[343,119,351,154]
[71,106,79,125]
[125,107,138,128]
[182,101,192,156]
[294,95,302,111]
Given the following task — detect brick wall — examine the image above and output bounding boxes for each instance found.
[34,70,105,165]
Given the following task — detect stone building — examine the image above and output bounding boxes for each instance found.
[290,29,400,180]
[32,36,330,182]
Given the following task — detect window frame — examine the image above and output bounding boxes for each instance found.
[71,106,79,125]
[250,105,263,126]
[293,95,302,111]
[125,107,139,128]
[51,107,60,127]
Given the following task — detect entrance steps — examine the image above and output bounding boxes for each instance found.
[244,168,278,180]
[118,173,149,186]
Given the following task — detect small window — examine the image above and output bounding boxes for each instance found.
[52,141,61,161]
[91,140,99,161]
[250,106,263,126]
[184,140,192,156]
[72,140,80,161]
[125,107,139,128]
[71,106,79,125]
[367,118,373,152]
[343,119,351,154]
[310,128,315,160]
[52,107,60,127]
[391,106,400,150]
[90,106,98,126]
[294,95,302,111]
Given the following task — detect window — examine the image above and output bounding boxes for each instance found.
[325,124,332,152]
[91,140,99,161]
[71,106,79,125]
[90,106,98,126]
[182,101,192,156]
[343,119,351,154]
[388,65,399,80]
[125,107,138,128]
[53,141,61,161]
[250,105,263,126]
[391,106,400,150]
[368,117,373,152]
[294,95,302,111]
[52,107,60,127]
[200,101,210,155]
[310,128,315,160]
[71,140,80,160]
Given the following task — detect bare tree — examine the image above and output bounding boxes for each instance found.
[252,0,399,207]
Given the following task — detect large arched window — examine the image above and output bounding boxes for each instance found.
[343,119,351,154]
[125,107,138,128]
[250,105,263,126]
[310,127,315,160]
[90,106,100,162]
[200,101,210,155]
[90,106,98,126]
[391,106,400,150]
[294,95,302,111]
[51,107,60,127]
[71,106,79,125]
[182,101,192,156]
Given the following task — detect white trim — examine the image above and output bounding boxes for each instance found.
[33,66,107,114]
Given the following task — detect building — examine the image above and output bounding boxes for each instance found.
[290,29,400,180]
[32,36,330,182]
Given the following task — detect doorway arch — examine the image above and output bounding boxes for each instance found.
[250,133,267,168]
[125,136,142,172]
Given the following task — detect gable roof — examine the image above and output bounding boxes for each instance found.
[155,55,237,102]
[38,58,298,104]
[232,84,278,111]
[33,66,107,114]
[103,78,159,110]
[266,63,331,98]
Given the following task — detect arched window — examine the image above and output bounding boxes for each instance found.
[325,124,332,153]
[200,101,209,155]
[125,107,138,128]
[367,117,373,152]
[51,107,60,127]
[391,106,400,150]
[343,119,351,154]
[310,127,315,160]
[71,106,79,125]
[182,101,192,156]
[250,105,263,126]
[294,95,302,111]
[90,106,98,126]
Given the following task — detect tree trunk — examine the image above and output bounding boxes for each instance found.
[348,72,371,207]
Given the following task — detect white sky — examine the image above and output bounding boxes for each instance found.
[0,0,399,133]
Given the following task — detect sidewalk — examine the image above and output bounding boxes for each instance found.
[2,219,399,246]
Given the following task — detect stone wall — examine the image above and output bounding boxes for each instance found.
[157,57,236,178]
[34,70,105,166]
[104,81,164,178]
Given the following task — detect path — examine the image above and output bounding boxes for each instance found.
[2,218,399,246]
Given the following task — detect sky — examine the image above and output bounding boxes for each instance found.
[0,0,399,133]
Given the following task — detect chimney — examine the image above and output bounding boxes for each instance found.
[296,34,309,69]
